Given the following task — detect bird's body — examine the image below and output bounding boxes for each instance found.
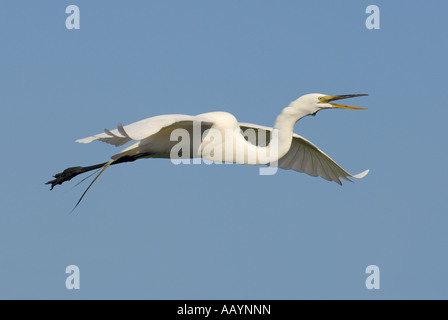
[82,111,284,166]
[47,93,370,208]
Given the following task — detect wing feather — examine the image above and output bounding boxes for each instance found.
[239,122,369,184]
[76,114,213,146]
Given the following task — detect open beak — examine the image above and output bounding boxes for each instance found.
[319,94,368,110]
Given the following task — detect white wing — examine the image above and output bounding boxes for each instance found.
[76,114,213,146]
[239,122,369,185]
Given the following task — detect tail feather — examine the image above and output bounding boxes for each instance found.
[72,160,114,211]
[72,168,102,189]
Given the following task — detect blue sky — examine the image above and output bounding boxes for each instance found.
[0,1,447,299]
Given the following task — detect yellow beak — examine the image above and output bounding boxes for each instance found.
[319,94,368,110]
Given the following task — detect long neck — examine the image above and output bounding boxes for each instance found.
[222,103,308,166]
[270,104,308,160]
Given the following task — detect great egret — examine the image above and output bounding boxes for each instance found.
[47,93,369,207]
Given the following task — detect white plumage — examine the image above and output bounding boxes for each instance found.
[75,93,369,185]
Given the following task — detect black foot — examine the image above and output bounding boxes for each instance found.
[46,163,105,190]
[46,167,84,190]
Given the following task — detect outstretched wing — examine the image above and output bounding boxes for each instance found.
[76,114,213,146]
[238,122,369,185]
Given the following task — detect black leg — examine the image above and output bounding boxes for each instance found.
[46,152,154,190]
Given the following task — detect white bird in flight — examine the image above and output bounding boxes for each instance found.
[47,93,369,208]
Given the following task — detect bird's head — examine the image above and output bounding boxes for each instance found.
[292,93,368,117]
